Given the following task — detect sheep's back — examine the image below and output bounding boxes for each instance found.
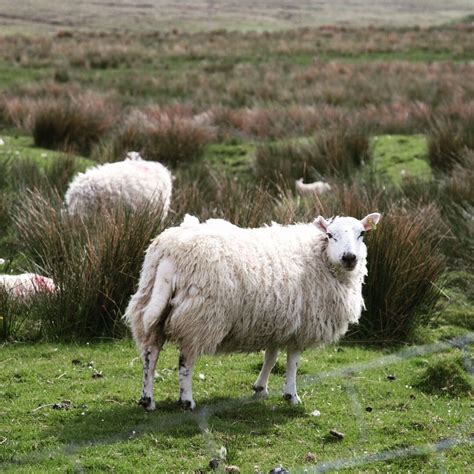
[65,160,172,215]
[153,224,361,354]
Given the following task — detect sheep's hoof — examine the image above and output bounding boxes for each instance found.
[252,384,269,399]
[138,396,156,411]
[178,398,196,411]
[283,393,302,405]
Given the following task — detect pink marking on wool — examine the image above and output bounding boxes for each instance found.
[128,161,151,172]
[32,275,56,293]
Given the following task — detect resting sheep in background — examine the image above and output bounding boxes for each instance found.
[125,212,381,411]
[65,152,172,217]
[295,178,331,197]
[0,273,56,300]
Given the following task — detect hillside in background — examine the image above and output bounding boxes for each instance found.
[0,0,473,33]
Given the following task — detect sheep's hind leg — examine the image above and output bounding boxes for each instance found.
[177,351,196,410]
[252,347,279,398]
[283,349,301,405]
[139,338,164,411]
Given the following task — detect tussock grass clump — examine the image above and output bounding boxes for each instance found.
[439,151,474,267]
[105,109,215,166]
[1,287,29,340]
[310,184,446,343]
[0,286,54,341]
[0,155,79,197]
[254,141,314,186]
[173,166,274,227]
[400,150,474,267]
[254,126,371,185]
[14,192,166,340]
[427,116,474,173]
[32,94,117,156]
[357,204,446,342]
[414,354,472,397]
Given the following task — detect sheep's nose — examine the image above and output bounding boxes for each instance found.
[341,252,357,268]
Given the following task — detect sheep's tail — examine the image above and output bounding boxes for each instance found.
[124,246,176,337]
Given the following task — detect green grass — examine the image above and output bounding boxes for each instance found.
[204,142,256,177]
[372,134,432,185]
[437,271,474,331]
[1,330,472,472]
[201,134,431,185]
[0,134,93,170]
[0,61,52,90]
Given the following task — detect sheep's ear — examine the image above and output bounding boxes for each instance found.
[361,212,381,231]
[313,216,329,233]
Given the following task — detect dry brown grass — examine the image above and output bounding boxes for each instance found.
[14,192,168,339]
[1,26,474,143]
[98,107,216,165]
[32,94,117,156]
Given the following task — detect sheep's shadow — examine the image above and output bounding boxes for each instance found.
[40,394,307,454]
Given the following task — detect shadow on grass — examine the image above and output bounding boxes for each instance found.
[13,395,307,467]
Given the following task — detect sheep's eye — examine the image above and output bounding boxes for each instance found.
[327,232,333,239]
[359,230,365,238]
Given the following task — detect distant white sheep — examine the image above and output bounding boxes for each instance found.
[65,152,172,217]
[0,273,56,300]
[295,178,331,197]
[125,212,381,411]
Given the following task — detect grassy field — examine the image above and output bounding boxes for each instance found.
[1,327,472,472]
[1,7,473,472]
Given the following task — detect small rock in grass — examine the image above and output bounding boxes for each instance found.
[329,429,344,440]
[225,466,241,473]
[387,374,396,381]
[199,373,205,381]
[310,409,321,417]
[269,468,289,474]
[52,400,71,410]
[209,458,220,470]
[365,406,373,412]
[305,452,317,462]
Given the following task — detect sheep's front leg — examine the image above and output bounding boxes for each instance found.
[178,351,196,410]
[283,349,301,405]
[139,344,161,411]
[252,347,279,398]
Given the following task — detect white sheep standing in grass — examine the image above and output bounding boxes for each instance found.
[65,152,172,217]
[125,212,381,411]
[0,273,56,300]
[295,178,331,197]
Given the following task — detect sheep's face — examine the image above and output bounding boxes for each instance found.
[314,213,381,271]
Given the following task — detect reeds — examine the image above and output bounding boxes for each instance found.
[13,192,168,339]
